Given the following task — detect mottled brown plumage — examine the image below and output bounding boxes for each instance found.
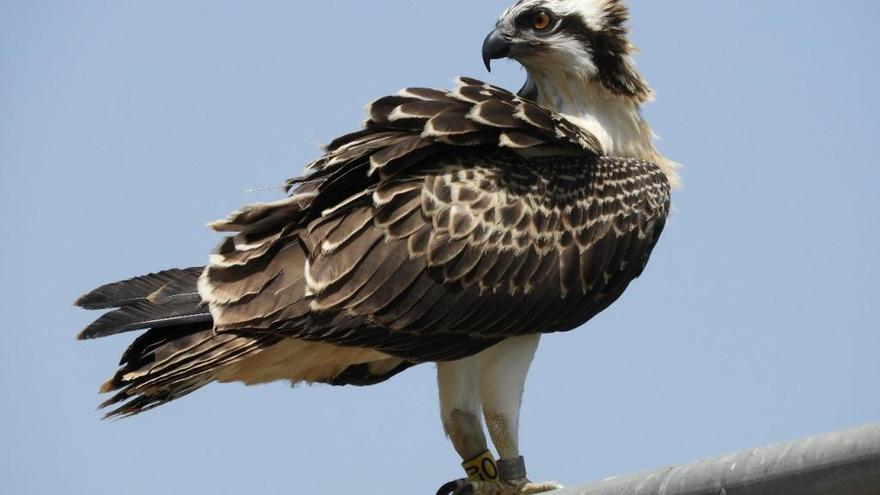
[77,77,670,418]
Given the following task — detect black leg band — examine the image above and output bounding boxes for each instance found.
[497,455,527,480]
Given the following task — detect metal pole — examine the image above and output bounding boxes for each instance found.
[555,422,880,495]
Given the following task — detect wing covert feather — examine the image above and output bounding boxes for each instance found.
[199,78,671,363]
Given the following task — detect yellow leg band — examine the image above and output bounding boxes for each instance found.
[461,450,499,482]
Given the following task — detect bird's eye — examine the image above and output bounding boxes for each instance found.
[532,10,553,31]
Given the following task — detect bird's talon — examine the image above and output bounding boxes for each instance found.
[436,479,469,495]
[447,479,562,495]
[516,481,563,494]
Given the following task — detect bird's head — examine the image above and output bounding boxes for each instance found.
[484,0,652,104]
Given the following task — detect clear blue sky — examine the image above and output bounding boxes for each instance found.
[2,1,878,493]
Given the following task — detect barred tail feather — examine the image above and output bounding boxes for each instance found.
[76,267,210,340]
[76,267,275,418]
[77,267,418,418]
[98,324,277,418]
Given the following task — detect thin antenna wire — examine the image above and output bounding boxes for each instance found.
[241,185,287,193]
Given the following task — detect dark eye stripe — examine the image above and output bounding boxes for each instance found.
[555,14,651,100]
[555,15,598,42]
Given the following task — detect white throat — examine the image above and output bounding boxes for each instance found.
[529,72,680,186]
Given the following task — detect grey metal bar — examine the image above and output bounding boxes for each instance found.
[555,422,880,495]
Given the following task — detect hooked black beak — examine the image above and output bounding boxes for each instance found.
[482,29,512,72]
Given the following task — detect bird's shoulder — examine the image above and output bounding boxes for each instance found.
[210,76,662,235]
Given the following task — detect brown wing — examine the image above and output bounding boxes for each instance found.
[75,77,670,417]
[303,153,669,339]
[201,77,670,363]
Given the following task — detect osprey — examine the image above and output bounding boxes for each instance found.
[76,0,676,493]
